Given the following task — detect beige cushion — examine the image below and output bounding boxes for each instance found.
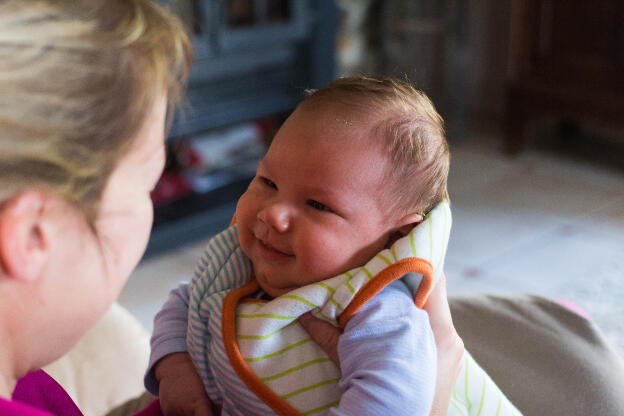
[44,303,150,416]
[451,295,624,416]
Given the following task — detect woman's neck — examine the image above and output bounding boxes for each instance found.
[0,349,17,399]
[0,301,22,399]
[0,377,14,399]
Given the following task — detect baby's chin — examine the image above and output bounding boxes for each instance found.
[255,274,295,298]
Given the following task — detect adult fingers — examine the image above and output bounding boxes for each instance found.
[298,311,341,366]
[425,274,462,354]
[192,399,215,416]
[424,273,464,416]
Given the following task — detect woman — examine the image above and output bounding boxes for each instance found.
[0,0,190,413]
[0,1,462,415]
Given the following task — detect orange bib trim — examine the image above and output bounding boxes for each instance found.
[222,278,302,416]
[221,257,434,416]
[338,257,434,327]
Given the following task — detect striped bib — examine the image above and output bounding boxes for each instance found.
[187,201,522,415]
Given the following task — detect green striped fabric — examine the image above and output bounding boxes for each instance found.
[188,201,522,415]
[231,202,456,414]
[446,351,522,416]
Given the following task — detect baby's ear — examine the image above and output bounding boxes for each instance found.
[0,191,50,282]
[386,212,424,248]
[395,212,424,237]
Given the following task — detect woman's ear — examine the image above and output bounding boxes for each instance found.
[0,191,50,282]
[386,212,425,248]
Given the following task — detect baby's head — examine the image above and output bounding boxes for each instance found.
[301,76,449,218]
[236,76,449,297]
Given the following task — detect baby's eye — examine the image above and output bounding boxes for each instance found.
[261,177,277,189]
[308,200,331,212]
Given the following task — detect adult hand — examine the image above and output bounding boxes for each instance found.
[298,312,341,366]
[154,352,216,416]
[424,273,464,416]
[300,273,464,416]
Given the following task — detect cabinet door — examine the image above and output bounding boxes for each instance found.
[198,0,309,52]
[517,0,623,90]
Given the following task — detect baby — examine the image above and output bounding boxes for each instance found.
[146,77,520,416]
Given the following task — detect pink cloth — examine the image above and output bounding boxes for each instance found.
[1,370,162,416]
[0,397,54,416]
[556,299,590,319]
[10,370,81,416]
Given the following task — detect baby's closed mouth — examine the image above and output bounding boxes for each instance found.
[258,238,293,258]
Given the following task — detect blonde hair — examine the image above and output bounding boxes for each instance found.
[302,76,449,216]
[0,0,191,221]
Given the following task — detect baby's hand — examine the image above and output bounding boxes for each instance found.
[155,352,217,416]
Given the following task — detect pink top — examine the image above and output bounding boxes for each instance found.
[1,370,161,416]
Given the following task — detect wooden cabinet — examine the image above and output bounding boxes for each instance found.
[504,0,624,153]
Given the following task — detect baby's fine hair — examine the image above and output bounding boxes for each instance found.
[302,76,449,216]
[0,0,191,222]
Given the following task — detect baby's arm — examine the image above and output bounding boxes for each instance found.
[144,282,191,394]
[145,283,215,415]
[329,280,437,416]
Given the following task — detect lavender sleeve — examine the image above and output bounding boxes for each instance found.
[329,280,437,416]
[144,282,190,395]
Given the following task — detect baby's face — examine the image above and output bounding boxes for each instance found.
[236,105,398,297]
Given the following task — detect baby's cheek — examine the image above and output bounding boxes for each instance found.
[235,194,253,227]
[298,237,341,283]
[237,230,253,260]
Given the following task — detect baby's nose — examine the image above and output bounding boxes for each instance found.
[258,203,291,232]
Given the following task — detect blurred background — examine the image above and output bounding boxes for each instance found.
[119,0,624,356]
